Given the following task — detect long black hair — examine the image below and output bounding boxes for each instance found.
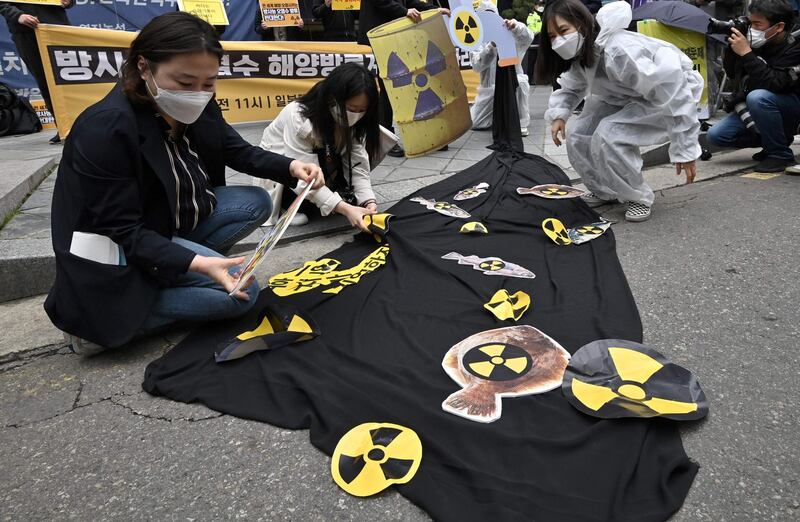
[296,62,381,169]
[535,0,599,85]
[121,12,223,105]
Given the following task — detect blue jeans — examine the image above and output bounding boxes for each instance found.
[707,89,800,161]
[138,185,271,336]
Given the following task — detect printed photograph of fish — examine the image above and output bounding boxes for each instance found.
[454,182,490,201]
[410,197,471,218]
[442,252,536,279]
[517,184,587,199]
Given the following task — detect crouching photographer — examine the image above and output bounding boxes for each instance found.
[707,0,800,172]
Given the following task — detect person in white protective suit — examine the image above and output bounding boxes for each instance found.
[538,0,703,222]
[469,1,535,136]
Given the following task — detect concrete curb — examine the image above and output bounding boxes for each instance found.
[0,157,57,222]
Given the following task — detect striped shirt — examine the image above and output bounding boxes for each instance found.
[162,129,216,234]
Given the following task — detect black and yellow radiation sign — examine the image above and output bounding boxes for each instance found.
[484,289,530,321]
[562,339,708,420]
[269,245,389,296]
[542,218,572,246]
[479,259,506,271]
[453,11,481,46]
[214,306,320,363]
[463,343,532,381]
[363,213,394,243]
[331,422,422,497]
[460,221,489,234]
[575,225,604,235]
[542,187,570,196]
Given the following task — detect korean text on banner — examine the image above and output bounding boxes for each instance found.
[178,0,230,26]
[637,20,709,120]
[332,0,360,11]
[34,23,478,139]
[259,0,302,28]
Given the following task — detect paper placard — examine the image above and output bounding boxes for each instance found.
[332,0,360,11]
[259,0,302,28]
[178,0,230,26]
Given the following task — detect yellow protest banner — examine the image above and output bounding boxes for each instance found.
[34,24,478,139]
[637,20,709,120]
[177,0,230,26]
[332,0,360,11]
[3,0,61,5]
[259,0,302,28]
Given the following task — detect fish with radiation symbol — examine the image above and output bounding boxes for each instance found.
[454,182,490,201]
[410,197,471,219]
[442,252,535,279]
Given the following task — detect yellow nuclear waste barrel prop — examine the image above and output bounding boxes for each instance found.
[368,11,472,157]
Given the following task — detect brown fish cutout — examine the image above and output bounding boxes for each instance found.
[517,184,587,199]
[441,325,570,423]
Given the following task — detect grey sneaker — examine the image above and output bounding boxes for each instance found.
[625,202,652,222]
[64,332,106,356]
[785,164,800,175]
[581,192,611,208]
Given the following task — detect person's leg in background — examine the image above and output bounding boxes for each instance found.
[377,76,405,157]
[182,185,272,254]
[707,110,761,150]
[137,237,260,338]
[745,89,800,172]
[11,28,60,143]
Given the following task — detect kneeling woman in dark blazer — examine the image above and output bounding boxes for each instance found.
[45,12,323,354]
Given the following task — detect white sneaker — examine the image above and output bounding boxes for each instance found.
[520,127,529,137]
[786,164,800,175]
[64,332,106,356]
[625,202,652,222]
[581,192,611,208]
[290,212,308,226]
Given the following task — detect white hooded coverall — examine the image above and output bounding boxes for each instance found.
[545,2,703,205]
[469,2,534,131]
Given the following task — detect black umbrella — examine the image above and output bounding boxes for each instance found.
[632,0,727,42]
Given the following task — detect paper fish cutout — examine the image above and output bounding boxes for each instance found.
[214,306,319,363]
[410,197,471,218]
[460,222,488,234]
[269,245,389,296]
[517,184,588,199]
[454,182,490,201]
[484,289,530,321]
[441,325,570,423]
[542,218,611,246]
[331,422,423,497]
[363,213,393,243]
[442,252,535,279]
[562,339,708,421]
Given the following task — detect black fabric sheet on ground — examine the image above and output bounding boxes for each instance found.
[143,68,697,522]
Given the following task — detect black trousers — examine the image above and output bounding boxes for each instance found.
[377,76,393,131]
[11,28,55,123]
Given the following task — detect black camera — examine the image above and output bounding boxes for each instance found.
[339,187,357,205]
[707,16,751,35]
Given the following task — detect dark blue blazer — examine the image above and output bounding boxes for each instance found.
[45,85,295,348]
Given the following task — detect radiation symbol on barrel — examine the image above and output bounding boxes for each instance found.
[562,339,709,420]
[331,422,423,497]
[387,40,447,121]
[542,218,572,246]
[449,7,483,50]
[442,325,570,423]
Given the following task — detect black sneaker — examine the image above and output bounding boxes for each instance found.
[754,157,794,173]
[388,144,405,158]
[49,133,61,144]
[752,150,767,162]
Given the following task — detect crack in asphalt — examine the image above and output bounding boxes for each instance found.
[2,388,222,429]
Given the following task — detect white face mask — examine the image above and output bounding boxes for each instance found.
[331,105,365,127]
[551,31,585,60]
[145,73,214,125]
[748,26,774,48]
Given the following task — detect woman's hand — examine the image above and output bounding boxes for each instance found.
[406,8,422,22]
[365,201,378,212]
[189,255,253,301]
[260,20,270,30]
[17,14,39,28]
[289,160,325,189]
[335,201,375,232]
[503,19,517,30]
[439,8,451,15]
[551,119,566,146]
[676,161,697,184]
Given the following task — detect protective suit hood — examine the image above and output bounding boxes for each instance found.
[477,0,497,13]
[594,1,632,49]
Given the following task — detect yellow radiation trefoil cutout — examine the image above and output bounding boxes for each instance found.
[331,422,423,497]
[484,289,530,321]
[562,339,709,420]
